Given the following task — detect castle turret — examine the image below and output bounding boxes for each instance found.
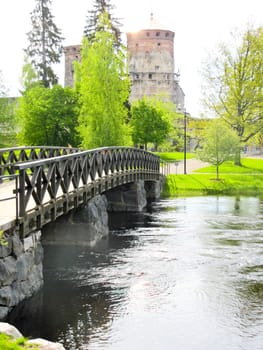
[126,15,184,107]
[64,45,81,87]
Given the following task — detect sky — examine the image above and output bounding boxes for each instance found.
[0,0,263,117]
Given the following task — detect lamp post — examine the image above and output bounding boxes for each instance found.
[183,109,187,174]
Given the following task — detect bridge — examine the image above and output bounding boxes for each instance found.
[0,146,166,238]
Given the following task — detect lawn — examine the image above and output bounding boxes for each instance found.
[162,156,263,197]
[155,151,194,162]
[195,158,263,174]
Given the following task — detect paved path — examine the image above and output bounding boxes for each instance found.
[168,158,209,175]
[0,179,17,230]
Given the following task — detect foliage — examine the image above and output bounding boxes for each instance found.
[130,98,171,150]
[0,333,38,349]
[76,13,130,148]
[188,117,213,150]
[202,26,263,164]
[16,85,80,146]
[0,73,16,147]
[20,57,39,91]
[0,230,8,246]
[84,0,121,47]
[25,0,64,87]
[197,119,240,179]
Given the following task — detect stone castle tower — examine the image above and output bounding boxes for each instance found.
[126,15,184,107]
[64,45,81,87]
[64,15,184,108]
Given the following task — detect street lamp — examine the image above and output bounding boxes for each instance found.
[184,109,187,174]
[183,109,190,175]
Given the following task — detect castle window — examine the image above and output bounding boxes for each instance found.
[156,32,160,36]
[165,32,169,37]
[136,43,139,47]
[135,74,139,79]
[155,65,160,71]
[149,73,152,79]
[146,32,150,37]
[157,43,161,46]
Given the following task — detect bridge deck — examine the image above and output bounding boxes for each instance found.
[0,180,16,230]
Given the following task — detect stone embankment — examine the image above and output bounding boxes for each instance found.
[0,322,65,349]
[0,231,43,320]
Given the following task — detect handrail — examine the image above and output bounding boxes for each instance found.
[0,146,80,176]
[14,147,161,219]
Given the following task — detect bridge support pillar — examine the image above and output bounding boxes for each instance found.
[42,195,109,247]
[145,180,163,200]
[105,180,148,212]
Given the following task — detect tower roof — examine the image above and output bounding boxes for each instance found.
[147,13,169,30]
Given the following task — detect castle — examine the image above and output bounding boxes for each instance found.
[64,15,185,109]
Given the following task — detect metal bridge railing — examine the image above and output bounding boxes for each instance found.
[11,146,162,237]
[0,146,80,177]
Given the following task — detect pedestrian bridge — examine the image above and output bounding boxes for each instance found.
[0,146,166,238]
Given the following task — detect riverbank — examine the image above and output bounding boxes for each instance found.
[163,157,263,197]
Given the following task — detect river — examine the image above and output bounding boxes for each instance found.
[7,196,263,350]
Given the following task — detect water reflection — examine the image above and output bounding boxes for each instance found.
[7,196,263,350]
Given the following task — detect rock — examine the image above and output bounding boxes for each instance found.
[0,236,12,258]
[0,321,23,339]
[0,307,9,320]
[26,338,66,350]
[0,323,65,349]
[0,256,17,287]
[12,234,24,258]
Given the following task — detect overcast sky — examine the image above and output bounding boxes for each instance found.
[1,0,263,116]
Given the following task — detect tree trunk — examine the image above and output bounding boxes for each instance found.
[216,164,220,180]
[234,148,241,166]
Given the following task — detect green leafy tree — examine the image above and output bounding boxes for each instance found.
[202,26,263,165]
[84,0,121,47]
[20,56,39,91]
[76,13,130,148]
[17,85,80,146]
[130,98,171,150]
[25,0,64,87]
[0,72,16,147]
[197,120,240,179]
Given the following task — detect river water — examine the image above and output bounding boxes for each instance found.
[7,196,263,350]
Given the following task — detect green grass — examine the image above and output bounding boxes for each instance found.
[195,158,263,174]
[163,173,263,197]
[163,157,263,197]
[155,151,194,162]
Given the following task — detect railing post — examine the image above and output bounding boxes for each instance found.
[18,168,26,217]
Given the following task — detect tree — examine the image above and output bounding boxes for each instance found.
[0,72,16,147]
[25,0,64,88]
[84,0,121,47]
[16,85,80,146]
[202,26,263,165]
[75,13,130,149]
[197,120,240,180]
[130,98,171,150]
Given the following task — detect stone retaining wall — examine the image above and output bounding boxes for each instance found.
[0,231,43,320]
